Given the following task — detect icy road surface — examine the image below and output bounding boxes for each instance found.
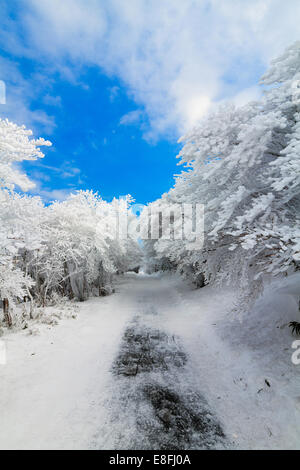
[1,272,300,449]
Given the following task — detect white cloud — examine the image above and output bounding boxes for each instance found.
[43,94,62,107]
[108,86,120,102]
[34,160,82,180]
[0,56,56,134]
[120,110,143,126]
[25,160,84,199]
[37,187,74,202]
[3,0,300,139]
[31,171,51,182]
[28,179,75,202]
[231,86,263,107]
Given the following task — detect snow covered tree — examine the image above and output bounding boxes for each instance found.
[0,118,51,191]
[0,119,51,325]
[17,191,142,305]
[0,117,142,326]
[146,42,300,307]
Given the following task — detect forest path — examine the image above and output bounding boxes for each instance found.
[0,272,227,450]
[103,273,226,449]
[2,272,299,450]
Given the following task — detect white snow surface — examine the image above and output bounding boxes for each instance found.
[0,272,300,449]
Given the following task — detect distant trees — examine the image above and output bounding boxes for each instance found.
[145,42,300,305]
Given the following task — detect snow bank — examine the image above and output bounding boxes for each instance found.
[0,289,134,449]
[158,272,300,449]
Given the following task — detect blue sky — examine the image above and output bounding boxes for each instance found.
[0,47,180,204]
[21,67,181,204]
[1,0,300,205]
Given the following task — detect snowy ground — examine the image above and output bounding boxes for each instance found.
[0,272,300,449]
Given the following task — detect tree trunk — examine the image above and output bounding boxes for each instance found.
[3,298,12,327]
[25,288,34,319]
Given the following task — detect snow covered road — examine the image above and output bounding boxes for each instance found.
[1,272,300,449]
[105,277,226,450]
